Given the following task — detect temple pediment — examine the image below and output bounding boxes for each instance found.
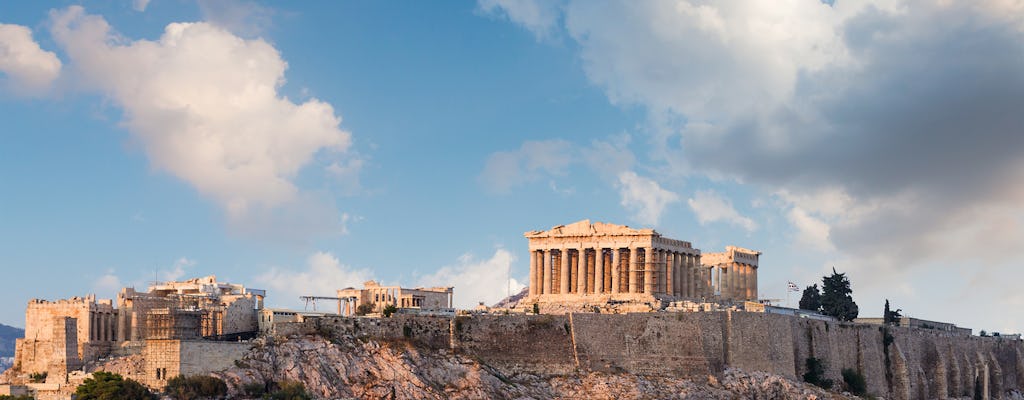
[524,219,657,238]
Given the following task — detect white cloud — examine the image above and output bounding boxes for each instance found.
[49,7,355,237]
[418,249,524,309]
[159,257,196,282]
[197,0,274,38]
[561,0,847,122]
[478,0,563,40]
[132,0,151,12]
[616,170,679,226]
[91,270,122,299]
[0,23,61,95]
[786,207,832,251]
[479,139,572,193]
[581,134,634,178]
[325,157,365,196]
[687,189,757,232]
[490,1,1024,275]
[256,251,374,308]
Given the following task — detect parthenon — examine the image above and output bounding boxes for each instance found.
[525,220,760,302]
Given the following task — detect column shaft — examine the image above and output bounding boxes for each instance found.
[752,266,758,300]
[666,252,674,297]
[542,250,552,295]
[560,249,570,294]
[611,249,620,293]
[628,248,638,293]
[577,248,588,294]
[716,265,722,296]
[529,250,538,296]
[680,254,687,297]
[594,249,604,294]
[643,248,654,295]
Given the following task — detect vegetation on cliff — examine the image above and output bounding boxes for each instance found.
[799,268,859,321]
[75,371,157,400]
[164,375,228,400]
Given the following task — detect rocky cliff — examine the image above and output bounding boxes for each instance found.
[259,311,1024,399]
[214,334,859,399]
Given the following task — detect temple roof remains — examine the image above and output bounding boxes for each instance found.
[524,219,658,238]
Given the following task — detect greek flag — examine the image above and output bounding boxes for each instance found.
[787,281,800,292]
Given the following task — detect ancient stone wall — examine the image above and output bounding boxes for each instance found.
[141,340,251,388]
[221,296,258,335]
[287,311,1023,399]
[454,315,577,375]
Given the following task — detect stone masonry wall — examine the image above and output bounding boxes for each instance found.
[141,340,252,389]
[292,311,1023,399]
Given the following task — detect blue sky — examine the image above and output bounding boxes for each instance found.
[2,1,1023,334]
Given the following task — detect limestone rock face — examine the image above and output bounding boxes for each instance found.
[214,334,859,400]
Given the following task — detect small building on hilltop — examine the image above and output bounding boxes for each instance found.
[855,316,972,336]
[337,281,453,315]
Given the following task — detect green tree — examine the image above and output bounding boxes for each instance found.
[164,375,228,400]
[802,357,833,389]
[842,368,867,395]
[382,304,397,318]
[264,381,311,400]
[883,299,902,326]
[75,371,157,400]
[799,284,822,312]
[355,303,373,316]
[820,268,859,321]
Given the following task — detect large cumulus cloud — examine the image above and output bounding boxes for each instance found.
[49,6,356,238]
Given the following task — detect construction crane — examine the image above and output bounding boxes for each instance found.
[299,295,358,315]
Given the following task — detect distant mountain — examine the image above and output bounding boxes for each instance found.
[0,323,24,358]
[492,287,529,309]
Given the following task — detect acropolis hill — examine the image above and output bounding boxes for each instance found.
[1,220,1022,400]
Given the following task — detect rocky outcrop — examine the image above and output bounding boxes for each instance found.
[214,334,859,400]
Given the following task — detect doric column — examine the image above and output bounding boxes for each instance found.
[672,252,680,296]
[681,253,689,297]
[577,247,585,294]
[691,255,700,297]
[611,249,621,293]
[705,262,712,297]
[622,248,630,292]
[734,262,741,300]
[674,253,683,297]
[727,263,735,299]
[569,250,578,293]
[560,248,571,295]
[746,264,753,300]
[715,265,723,297]
[529,250,538,296]
[752,265,758,300]
[734,263,741,300]
[684,253,692,296]
[542,250,552,295]
[594,248,604,294]
[589,250,598,294]
[643,248,655,295]
[666,251,674,296]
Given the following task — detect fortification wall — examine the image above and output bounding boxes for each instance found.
[283,311,1023,399]
[141,340,252,388]
[572,312,722,376]
[454,314,576,375]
